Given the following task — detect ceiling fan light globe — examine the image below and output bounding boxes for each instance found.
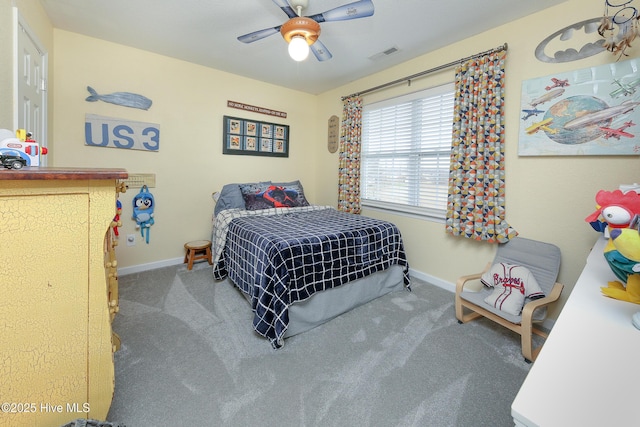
[289,36,310,61]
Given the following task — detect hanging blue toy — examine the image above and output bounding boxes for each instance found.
[132,185,155,244]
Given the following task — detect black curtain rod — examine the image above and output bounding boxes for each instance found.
[341,43,508,101]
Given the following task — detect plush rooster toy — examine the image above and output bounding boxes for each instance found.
[586,190,640,307]
[585,189,640,232]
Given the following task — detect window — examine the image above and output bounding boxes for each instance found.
[361,83,454,220]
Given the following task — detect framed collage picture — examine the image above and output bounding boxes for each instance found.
[223,115,289,157]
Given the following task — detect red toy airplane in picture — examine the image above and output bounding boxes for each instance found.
[599,121,635,139]
[545,77,570,91]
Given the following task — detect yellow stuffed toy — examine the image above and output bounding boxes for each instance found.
[601,274,640,304]
[609,227,640,260]
[601,227,640,304]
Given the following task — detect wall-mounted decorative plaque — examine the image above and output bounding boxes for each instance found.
[327,115,339,153]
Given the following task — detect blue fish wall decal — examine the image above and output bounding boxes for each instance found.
[85,86,153,110]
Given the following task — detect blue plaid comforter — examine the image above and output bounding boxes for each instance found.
[212,206,410,347]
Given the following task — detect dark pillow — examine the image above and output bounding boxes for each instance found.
[240,182,274,210]
[271,180,310,207]
[215,182,271,216]
[241,182,310,210]
[272,180,304,191]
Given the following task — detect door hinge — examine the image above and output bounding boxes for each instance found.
[41,78,48,92]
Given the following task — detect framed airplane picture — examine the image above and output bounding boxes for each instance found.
[222,115,289,157]
[518,57,640,156]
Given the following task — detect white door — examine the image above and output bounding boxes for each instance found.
[15,10,48,165]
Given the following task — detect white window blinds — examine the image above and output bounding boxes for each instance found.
[361,83,454,219]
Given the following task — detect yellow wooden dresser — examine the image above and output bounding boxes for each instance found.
[0,167,127,427]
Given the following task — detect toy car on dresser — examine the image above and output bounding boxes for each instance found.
[0,153,27,169]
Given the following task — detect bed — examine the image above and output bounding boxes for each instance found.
[212,181,410,348]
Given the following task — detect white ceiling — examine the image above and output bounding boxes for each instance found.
[39,0,567,95]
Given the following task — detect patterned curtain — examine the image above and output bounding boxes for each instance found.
[446,50,517,243]
[338,96,363,214]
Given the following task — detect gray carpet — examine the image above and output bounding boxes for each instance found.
[107,262,534,427]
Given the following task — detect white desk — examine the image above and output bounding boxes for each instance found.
[511,237,640,427]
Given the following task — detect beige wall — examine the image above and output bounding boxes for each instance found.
[8,0,640,321]
[50,30,319,269]
[315,0,640,318]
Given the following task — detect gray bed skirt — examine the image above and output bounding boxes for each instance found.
[284,265,407,338]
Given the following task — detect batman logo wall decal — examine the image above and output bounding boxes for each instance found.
[535,18,606,63]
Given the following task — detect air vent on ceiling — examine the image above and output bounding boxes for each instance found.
[369,46,400,61]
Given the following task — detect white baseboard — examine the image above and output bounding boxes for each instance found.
[117,257,183,276]
[410,268,455,293]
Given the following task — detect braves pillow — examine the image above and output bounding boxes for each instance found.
[481,263,545,316]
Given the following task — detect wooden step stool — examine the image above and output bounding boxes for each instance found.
[183,240,212,270]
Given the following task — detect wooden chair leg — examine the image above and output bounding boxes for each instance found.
[522,323,551,363]
[521,332,534,363]
[455,295,482,324]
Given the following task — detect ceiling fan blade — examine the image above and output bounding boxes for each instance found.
[272,0,298,19]
[308,0,374,23]
[237,26,281,44]
[311,40,333,61]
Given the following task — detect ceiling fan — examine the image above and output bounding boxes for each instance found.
[237,0,375,62]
